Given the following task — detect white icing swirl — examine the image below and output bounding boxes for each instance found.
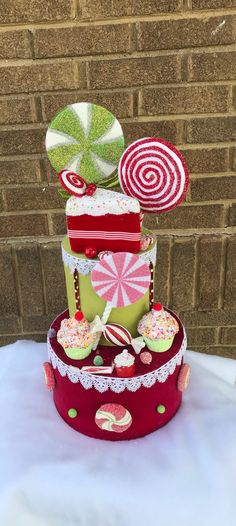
[114,349,135,368]
[66,189,140,216]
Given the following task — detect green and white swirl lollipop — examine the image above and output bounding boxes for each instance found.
[45,102,125,188]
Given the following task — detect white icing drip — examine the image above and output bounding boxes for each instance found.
[61,242,157,276]
[47,327,187,393]
[114,349,135,367]
[66,189,140,217]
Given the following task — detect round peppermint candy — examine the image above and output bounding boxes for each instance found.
[59,170,86,197]
[118,138,189,214]
[46,102,125,186]
[95,403,132,433]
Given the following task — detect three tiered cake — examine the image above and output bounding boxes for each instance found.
[43,102,190,440]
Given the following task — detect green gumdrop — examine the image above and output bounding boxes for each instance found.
[156,404,166,414]
[68,408,78,418]
[93,355,104,366]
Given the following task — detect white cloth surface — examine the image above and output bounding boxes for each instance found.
[0,340,236,526]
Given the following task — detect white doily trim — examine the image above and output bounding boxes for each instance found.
[47,330,187,393]
[62,243,157,275]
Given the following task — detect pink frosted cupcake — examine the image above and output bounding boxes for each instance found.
[137,303,179,352]
[114,349,135,378]
[57,311,97,360]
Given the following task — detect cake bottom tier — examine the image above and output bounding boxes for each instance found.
[47,310,187,441]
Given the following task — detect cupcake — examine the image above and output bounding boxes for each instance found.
[57,311,97,360]
[114,349,135,378]
[137,303,179,352]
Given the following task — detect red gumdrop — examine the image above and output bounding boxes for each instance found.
[85,246,97,259]
[85,184,97,196]
[153,303,163,311]
[75,311,84,321]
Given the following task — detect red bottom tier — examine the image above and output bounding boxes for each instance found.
[46,310,188,441]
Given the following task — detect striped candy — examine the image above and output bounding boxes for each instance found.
[95,403,132,433]
[91,252,151,308]
[46,102,125,186]
[104,323,132,346]
[59,170,86,197]
[118,137,189,214]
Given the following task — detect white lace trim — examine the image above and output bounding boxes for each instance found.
[62,243,157,275]
[47,330,187,393]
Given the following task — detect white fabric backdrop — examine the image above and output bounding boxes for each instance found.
[0,340,236,526]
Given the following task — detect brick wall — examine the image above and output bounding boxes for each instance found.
[0,0,236,356]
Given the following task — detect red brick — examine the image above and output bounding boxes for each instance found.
[192,0,236,8]
[154,238,171,305]
[0,246,19,316]
[0,30,32,59]
[221,327,236,344]
[191,176,236,202]
[228,204,236,226]
[5,186,63,212]
[123,120,181,145]
[0,97,36,125]
[16,245,45,316]
[187,327,217,346]
[137,16,234,51]
[88,56,180,89]
[0,159,42,185]
[181,308,236,327]
[51,213,67,235]
[41,91,133,121]
[81,0,181,18]
[189,51,236,82]
[0,128,45,156]
[224,238,236,308]
[187,117,236,144]
[40,244,67,313]
[180,148,229,174]
[171,238,196,311]
[34,24,131,58]
[0,214,48,238]
[145,205,225,230]
[0,0,74,23]
[0,62,78,95]
[198,237,223,310]
[140,85,229,116]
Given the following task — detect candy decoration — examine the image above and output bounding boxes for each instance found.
[95,403,132,433]
[118,137,189,214]
[81,365,114,374]
[68,408,78,418]
[149,262,154,307]
[98,250,114,260]
[74,270,80,311]
[59,170,87,197]
[93,355,104,366]
[90,315,145,354]
[47,328,56,339]
[156,404,166,414]
[85,246,97,259]
[91,252,151,326]
[46,102,125,186]
[43,362,55,391]
[140,351,153,365]
[177,363,191,392]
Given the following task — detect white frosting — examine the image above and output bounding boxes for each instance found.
[66,189,140,216]
[114,349,135,368]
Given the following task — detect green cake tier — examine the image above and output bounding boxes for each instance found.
[62,234,157,343]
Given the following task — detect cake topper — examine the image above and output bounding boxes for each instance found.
[118,137,189,213]
[59,170,97,197]
[46,102,125,188]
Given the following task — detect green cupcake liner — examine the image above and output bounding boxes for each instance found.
[64,343,93,360]
[143,336,174,353]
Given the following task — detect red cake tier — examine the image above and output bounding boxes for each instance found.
[46,309,188,441]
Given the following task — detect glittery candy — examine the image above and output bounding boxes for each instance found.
[57,314,97,350]
[140,351,152,365]
[137,305,179,341]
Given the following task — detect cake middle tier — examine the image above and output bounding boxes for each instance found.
[61,235,157,342]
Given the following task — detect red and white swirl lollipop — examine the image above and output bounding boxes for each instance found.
[118,138,189,214]
[59,170,87,197]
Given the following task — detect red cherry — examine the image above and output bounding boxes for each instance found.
[75,311,84,321]
[85,184,97,196]
[85,246,97,259]
[153,303,163,311]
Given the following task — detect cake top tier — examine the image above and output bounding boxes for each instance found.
[66,188,140,217]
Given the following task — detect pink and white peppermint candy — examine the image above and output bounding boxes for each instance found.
[90,315,145,354]
[98,251,114,260]
[59,170,87,197]
[118,138,189,214]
